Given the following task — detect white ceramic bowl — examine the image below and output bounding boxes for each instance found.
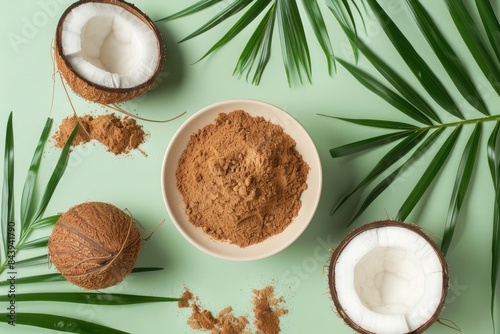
[161,99,322,261]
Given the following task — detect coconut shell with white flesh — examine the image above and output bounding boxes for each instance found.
[48,202,142,290]
[54,0,165,104]
[328,220,449,334]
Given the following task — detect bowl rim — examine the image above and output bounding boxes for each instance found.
[161,98,322,261]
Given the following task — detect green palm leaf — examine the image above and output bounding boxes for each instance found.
[335,58,433,125]
[6,121,80,257]
[325,0,361,62]
[331,22,441,123]
[317,115,419,130]
[329,130,413,158]
[155,0,223,22]
[27,123,79,232]
[160,0,351,85]
[20,117,53,230]
[302,0,335,75]
[404,0,489,115]
[0,273,64,285]
[276,0,311,85]
[1,113,14,263]
[178,0,252,43]
[197,0,271,63]
[365,0,463,119]
[397,126,462,221]
[0,292,180,305]
[347,128,445,225]
[17,236,49,250]
[487,121,500,330]
[475,0,500,63]
[14,254,48,267]
[31,214,60,229]
[0,313,128,334]
[330,129,427,215]
[0,267,164,286]
[233,2,276,84]
[441,124,482,255]
[445,0,500,96]
[487,122,500,190]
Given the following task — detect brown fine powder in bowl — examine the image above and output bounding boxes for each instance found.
[53,113,147,155]
[176,110,310,247]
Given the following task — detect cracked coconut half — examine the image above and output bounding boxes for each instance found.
[329,220,449,334]
[54,0,165,104]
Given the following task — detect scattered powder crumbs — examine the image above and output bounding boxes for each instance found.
[53,113,147,155]
[216,307,249,334]
[188,304,218,332]
[179,286,287,334]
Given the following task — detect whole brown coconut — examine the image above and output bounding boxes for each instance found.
[54,0,165,104]
[48,202,142,290]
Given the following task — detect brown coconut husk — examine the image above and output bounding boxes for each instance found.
[54,0,165,104]
[328,220,449,334]
[48,202,142,290]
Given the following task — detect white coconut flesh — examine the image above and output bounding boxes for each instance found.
[334,226,445,334]
[60,2,160,89]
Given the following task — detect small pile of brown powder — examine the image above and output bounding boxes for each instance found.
[178,289,194,308]
[179,286,287,334]
[253,286,288,334]
[53,113,147,155]
[176,110,310,247]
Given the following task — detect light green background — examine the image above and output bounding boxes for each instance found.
[0,0,496,333]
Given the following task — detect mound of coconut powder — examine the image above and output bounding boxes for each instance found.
[176,110,309,247]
